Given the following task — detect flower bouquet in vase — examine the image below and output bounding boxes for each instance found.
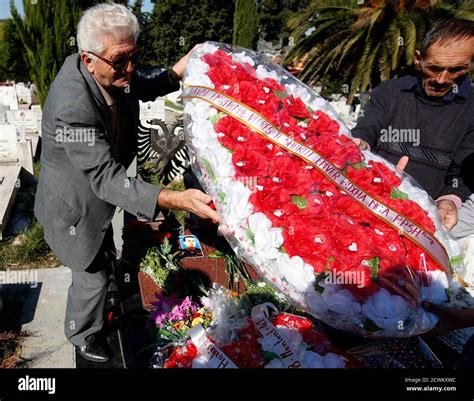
[181,41,472,337]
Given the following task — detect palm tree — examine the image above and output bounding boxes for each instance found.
[286,0,474,101]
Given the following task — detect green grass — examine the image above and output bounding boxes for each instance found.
[0,221,59,269]
[0,161,59,269]
[164,99,184,111]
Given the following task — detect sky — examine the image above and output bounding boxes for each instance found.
[0,0,154,20]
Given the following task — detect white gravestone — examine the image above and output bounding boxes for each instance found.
[15,83,33,105]
[0,124,19,163]
[6,110,40,133]
[0,105,9,123]
[31,104,42,122]
[0,86,19,111]
[139,98,165,126]
[0,86,18,110]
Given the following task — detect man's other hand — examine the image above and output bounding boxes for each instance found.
[158,188,219,223]
[421,301,474,336]
[436,199,458,230]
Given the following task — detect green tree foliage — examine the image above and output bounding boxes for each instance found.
[286,0,474,101]
[149,0,235,68]
[10,0,81,106]
[258,0,308,44]
[131,0,156,65]
[233,0,258,49]
[0,19,30,82]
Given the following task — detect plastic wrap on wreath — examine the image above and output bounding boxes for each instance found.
[150,286,359,368]
[181,41,473,337]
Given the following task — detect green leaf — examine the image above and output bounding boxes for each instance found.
[450,255,463,266]
[273,90,289,98]
[246,228,255,244]
[342,161,368,174]
[291,195,308,210]
[218,192,226,204]
[208,250,224,259]
[325,256,335,273]
[209,112,226,124]
[263,351,280,362]
[279,245,287,254]
[363,318,381,332]
[368,257,380,281]
[350,161,367,170]
[390,187,409,200]
[314,271,329,293]
[200,157,217,184]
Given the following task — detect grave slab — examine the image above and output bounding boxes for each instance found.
[0,165,21,240]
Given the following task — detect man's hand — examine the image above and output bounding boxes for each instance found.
[395,155,409,175]
[436,199,458,230]
[352,137,369,151]
[171,44,202,80]
[421,301,474,336]
[158,188,218,222]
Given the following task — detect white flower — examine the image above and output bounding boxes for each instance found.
[192,355,212,368]
[224,181,253,226]
[362,288,411,331]
[256,65,279,81]
[321,352,346,368]
[184,58,214,87]
[274,255,315,293]
[285,83,311,104]
[420,270,449,304]
[232,51,255,66]
[248,213,283,260]
[320,283,361,316]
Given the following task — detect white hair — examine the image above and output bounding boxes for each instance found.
[77,3,140,58]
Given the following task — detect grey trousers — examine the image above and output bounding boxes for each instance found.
[64,227,117,347]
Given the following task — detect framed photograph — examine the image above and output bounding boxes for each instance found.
[178,234,204,257]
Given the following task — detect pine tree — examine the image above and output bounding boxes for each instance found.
[0,19,30,82]
[10,0,81,106]
[131,0,155,65]
[233,0,258,49]
[149,0,235,68]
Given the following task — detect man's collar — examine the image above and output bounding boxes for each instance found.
[401,73,471,102]
[92,76,116,107]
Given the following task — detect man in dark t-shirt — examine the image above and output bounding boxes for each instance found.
[352,19,474,231]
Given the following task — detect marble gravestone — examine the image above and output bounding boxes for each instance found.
[15,83,33,105]
[139,98,165,126]
[6,110,40,134]
[0,123,22,240]
[0,124,19,163]
[0,86,19,111]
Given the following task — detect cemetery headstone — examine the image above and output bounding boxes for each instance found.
[0,86,18,111]
[0,124,19,163]
[6,110,40,133]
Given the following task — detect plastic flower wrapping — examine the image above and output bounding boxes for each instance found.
[181,41,473,337]
[149,286,359,368]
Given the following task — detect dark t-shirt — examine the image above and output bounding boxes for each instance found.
[352,74,474,201]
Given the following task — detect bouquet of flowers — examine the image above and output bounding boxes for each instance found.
[149,286,357,368]
[181,42,470,337]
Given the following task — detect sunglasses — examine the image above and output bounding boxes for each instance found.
[87,48,141,72]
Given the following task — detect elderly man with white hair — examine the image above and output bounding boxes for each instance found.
[34,3,217,363]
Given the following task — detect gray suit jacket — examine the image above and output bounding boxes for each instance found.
[34,54,179,271]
